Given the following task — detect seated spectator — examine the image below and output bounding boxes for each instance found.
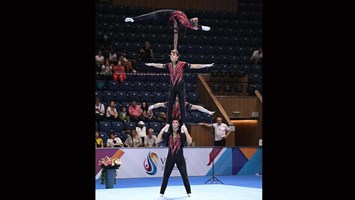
[107,132,124,148]
[119,50,137,73]
[136,121,147,146]
[118,106,130,122]
[106,100,118,121]
[99,33,113,56]
[128,101,143,122]
[157,112,167,122]
[100,59,112,80]
[95,131,104,148]
[144,128,157,147]
[140,102,154,122]
[95,97,105,122]
[139,40,155,62]
[112,60,126,82]
[95,49,105,67]
[108,49,118,64]
[124,129,142,147]
[251,48,262,65]
[96,50,105,76]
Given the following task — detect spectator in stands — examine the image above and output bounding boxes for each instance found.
[145,128,157,147]
[106,100,118,121]
[157,112,167,122]
[136,121,147,147]
[96,49,105,74]
[99,33,113,56]
[112,60,126,82]
[124,9,211,50]
[119,50,137,73]
[118,106,130,122]
[95,131,104,148]
[139,40,155,62]
[128,101,143,122]
[145,49,214,124]
[251,48,262,65]
[95,97,105,122]
[95,50,105,66]
[148,97,215,120]
[198,117,231,146]
[100,59,113,80]
[107,132,124,148]
[124,129,142,147]
[141,102,154,122]
[108,49,118,64]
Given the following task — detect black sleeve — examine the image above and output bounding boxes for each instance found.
[185,62,191,69]
[186,102,193,110]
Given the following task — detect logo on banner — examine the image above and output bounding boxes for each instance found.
[143,151,158,175]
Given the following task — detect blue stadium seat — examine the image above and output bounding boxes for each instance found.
[160,121,167,129]
[128,91,140,102]
[160,74,170,82]
[107,80,120,91]
[187,92,199,104]
[115,91,128,102]
[157,82,169,92]
[132,81,145,91]
[152,92,165,102]
[190,112,203,123]
[185,82,195,92]
[100,132,108,147]
[121,102,131,110]
[95,91,103,101]
[120,81,132,91]
[124,122,136,131]
[146,82,158,92]
[102,91,115,103]
[136,74,147,82]
[111,121,124,133]
[140,91,152,102]
[202,113,213,123]
[99,121,112,133]
[149,122,162,133]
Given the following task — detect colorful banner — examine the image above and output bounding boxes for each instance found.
[95,147,261,179]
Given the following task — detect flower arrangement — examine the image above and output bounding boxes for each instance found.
[99,156,122,185]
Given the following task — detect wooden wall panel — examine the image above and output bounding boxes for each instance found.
[216,96,258,117]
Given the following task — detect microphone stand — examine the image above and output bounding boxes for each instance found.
[205,116,223,184]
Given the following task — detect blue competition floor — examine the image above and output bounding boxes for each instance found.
[96,175,262,189]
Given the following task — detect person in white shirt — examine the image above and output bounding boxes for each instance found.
[198,117,231,146]
[251,48,262,65]
[145,128,157,147]
[136,121,147,146]
[95,98,105,122]
[124,129,142,147]
[106,132,123,148]
[106,100,118,120]
[95,50,105,65]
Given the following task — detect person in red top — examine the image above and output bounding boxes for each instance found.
[112,61,126,82]
[125,9,211,50]
[146,50,214,124]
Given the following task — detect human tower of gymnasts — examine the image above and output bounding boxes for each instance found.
[124,9,214,198]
